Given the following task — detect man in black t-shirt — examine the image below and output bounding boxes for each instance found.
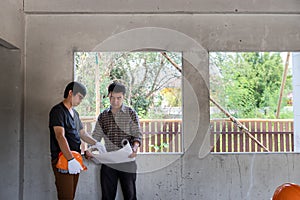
[49,81,102,200]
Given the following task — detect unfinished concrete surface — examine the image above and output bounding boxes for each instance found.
[1,0,300,199]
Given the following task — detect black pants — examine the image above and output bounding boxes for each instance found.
[101,161,137,200]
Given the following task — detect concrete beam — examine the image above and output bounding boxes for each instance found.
[24,0,300,14]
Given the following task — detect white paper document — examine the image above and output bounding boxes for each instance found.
[90,143,135,164]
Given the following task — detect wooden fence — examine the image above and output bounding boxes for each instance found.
[81,117,294,153]
[80,117,182,153]
[139,119,182,153]
[210,119,294,152]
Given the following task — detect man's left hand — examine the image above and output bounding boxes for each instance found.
[128,151,137,158]
[84,150,94,160]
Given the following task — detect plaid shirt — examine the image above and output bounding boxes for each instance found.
[92,104,142,152]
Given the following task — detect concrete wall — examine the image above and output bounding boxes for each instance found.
[294,53,300,151]
[0,46,23,200]
[0,0,24,49]
[0,0,24,199]
[24,0,300,14]
[20,0,300,200]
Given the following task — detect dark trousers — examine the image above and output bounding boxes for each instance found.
[101,162,137,200]
[51,159,79,200]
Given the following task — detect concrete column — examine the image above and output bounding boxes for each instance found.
[293,52,300,152]
[0,46,22,199]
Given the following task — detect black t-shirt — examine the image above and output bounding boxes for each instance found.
[49,102,83,160]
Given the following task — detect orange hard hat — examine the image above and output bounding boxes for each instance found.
[272,183,300,200]
[56,151,87,171]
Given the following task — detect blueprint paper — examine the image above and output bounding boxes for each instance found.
[90,143,135,164]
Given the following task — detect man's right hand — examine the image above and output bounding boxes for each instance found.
[68,158,82,174]
[95,142,107,153]
[84,150,94,160]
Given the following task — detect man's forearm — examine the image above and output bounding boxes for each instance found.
[54,126,73,160]
[56,134,73,160]
[132,141,140,152]
[80,130,97,145]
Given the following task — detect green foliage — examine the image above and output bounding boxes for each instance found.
[130,94,150,118]
[278,109,293,119]
[74,52,113,116]
[75,52,182,119]
[150,143,169,152]
[160,87,182,107]
[210,52,292,119]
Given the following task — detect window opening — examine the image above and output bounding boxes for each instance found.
[209,52,294,153]
[74,51,183,154]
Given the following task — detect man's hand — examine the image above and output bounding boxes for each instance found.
[68,158,82,174]
[128,151,137,158]
[95,142,107,153]
[84,150,94,160]
[128,143,139,158]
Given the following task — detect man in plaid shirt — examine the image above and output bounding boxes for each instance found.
[92,82,142,200]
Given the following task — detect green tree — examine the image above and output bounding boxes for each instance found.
[110,52,182,118]
[75,52,182,119]
[74,52,112,116]
[210,52,292,118]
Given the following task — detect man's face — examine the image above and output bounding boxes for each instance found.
[71,92,84,107]
[109,92,124,110]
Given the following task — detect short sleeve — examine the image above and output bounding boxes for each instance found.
[73,110,83,131]
[49,107,65,127]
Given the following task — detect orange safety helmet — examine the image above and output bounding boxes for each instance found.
[56,151,87,171]
[272,183,300,200]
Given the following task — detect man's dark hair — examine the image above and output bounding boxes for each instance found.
[64,81,87,98]
[108,82,126,95]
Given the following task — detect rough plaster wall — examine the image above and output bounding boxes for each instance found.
[0,0,24,48]
[24,17,209,199]
[23,1,300,199]
[24,0,300,13]
[0,46,22,199]
[24,14,300,200]
[0,1,24,200]
[181,153,300,200]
